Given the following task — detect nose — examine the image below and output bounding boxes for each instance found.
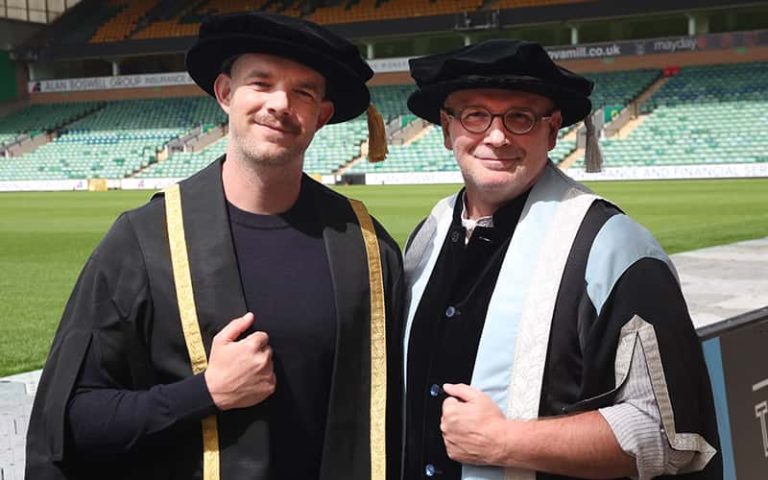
[483,117,510,147]
[264,89,291,116]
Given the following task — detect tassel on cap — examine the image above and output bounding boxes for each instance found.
[366,104,388,163]
[584,114,603,173]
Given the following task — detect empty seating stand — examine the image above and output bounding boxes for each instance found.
[0,102,102,147]
[90,0,159,43]
[571,62,768,169]
[0,97,224,181]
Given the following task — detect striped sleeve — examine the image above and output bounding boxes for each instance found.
[599,336,695,479]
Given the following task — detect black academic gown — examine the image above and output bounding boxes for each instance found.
[403,165,721,479]
[26,158,404,480]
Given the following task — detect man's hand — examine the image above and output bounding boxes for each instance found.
[441,383,509,466]
[204,312,276,410]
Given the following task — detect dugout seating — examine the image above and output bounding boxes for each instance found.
[570,62,768,169]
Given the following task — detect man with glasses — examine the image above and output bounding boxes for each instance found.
[402,40,720,480]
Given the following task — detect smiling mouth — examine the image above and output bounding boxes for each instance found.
[476,156,521,162]
[255,122,290,134]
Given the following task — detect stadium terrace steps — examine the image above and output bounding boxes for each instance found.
[349,69,653,175]
[0,103,104,144]
[135,84,417,179]
[643,62,768,110]
[0,97,225,181]
[371,85,418,122]
[42,1,124,46]
[586,69,661,112]
[90,0,160,44]
[571,62,768,169]
[4,63,766,182]
[308,0,484,25]
[123,0,533,35]
[137,117,371,179]
[132,0,216,39]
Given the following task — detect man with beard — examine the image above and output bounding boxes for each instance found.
[401,40,720,480]
[26,12,403,480]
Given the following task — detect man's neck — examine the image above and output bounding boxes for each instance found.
[463,190,505,219]
[221,152,303,215]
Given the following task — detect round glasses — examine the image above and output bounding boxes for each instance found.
[443,106,553,135]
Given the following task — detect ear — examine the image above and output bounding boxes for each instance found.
[315,100,335,130]
[213,73,233,115]
[547,110,563,151]
[440,110,453,150]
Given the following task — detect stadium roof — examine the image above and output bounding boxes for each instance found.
[0,0,80,24]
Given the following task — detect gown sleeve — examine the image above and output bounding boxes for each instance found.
[587,257,721,478]
[26,213,216,477]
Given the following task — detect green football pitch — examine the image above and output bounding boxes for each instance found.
[1,178,767,376]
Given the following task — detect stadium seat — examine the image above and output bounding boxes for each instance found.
[571,62,768,169]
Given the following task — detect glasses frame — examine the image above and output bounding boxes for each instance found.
[443,106,554,135]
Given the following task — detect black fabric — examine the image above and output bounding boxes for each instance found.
[539,200,621,417]
[67,348,216,459]
[407,39,593,127]
[404,190,529,480]
[186,12,372,123]
[26,158,405,480]
[227,184,336,480]
[404,197,722,480]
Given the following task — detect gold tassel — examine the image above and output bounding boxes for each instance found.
[366,104,388,163]
[584,114,603,173]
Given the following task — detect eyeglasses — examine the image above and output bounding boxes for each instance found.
[443,106,553,135]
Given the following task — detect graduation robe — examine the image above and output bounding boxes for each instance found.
[403,162,721,480]
[25,158,404,480]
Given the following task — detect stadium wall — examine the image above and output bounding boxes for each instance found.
[367,45,768,84]
[341,163,768,187]
[24,46,768,101]
[29,84,205,104]
[558,45,768,73]
[24,38,768,98]
[5,162,765,193]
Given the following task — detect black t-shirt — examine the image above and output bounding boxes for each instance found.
[227,191,337,480]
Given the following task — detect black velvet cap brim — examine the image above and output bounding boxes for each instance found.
[407,75,592,127]
[186,35,371,124]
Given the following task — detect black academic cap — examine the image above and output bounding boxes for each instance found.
[407,39,593,127]
[186,12,373,124]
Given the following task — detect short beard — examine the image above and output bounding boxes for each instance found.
[230,126,305,169]
[230,132,300,167]
[230,112,309,168]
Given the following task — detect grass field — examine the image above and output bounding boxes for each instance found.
[1,177,767,376]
